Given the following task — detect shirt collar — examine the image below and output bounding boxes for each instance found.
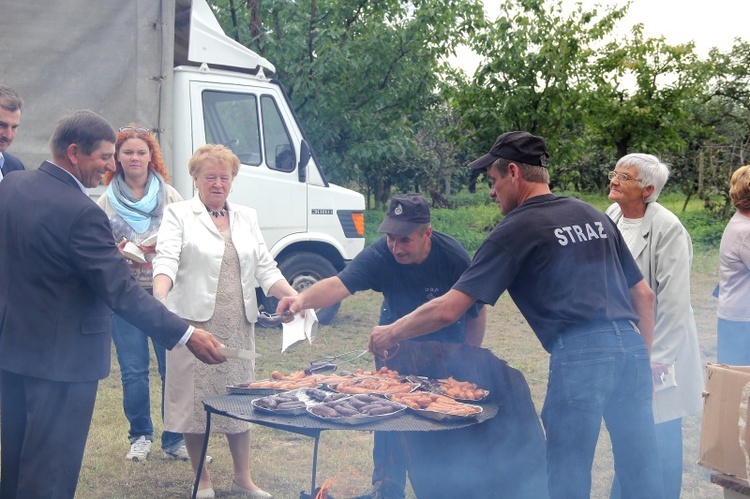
[49,161,88,195]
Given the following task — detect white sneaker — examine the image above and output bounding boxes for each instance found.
[126,436,152,462]
[162,444,213,463]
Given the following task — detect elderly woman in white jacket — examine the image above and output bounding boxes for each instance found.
[153,144,296,499]
[605,153,703,499]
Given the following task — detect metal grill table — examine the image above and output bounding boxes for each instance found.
[191,392,499,499]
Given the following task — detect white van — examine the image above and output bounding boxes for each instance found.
[1,0,365,323]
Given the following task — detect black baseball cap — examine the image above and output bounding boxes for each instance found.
[377,194,431,236]
[468,131,549,170]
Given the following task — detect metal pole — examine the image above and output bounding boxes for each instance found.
[192,411,212,499]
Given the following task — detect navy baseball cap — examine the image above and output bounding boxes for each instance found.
[468,131,549,170]
[377,194,431,236]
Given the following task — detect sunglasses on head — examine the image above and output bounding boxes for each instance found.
[119,126,150,135]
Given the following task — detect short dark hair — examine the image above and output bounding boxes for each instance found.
[0,85,23,113]
[50,110,116,159]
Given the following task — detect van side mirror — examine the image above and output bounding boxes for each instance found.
[298,140,311,182]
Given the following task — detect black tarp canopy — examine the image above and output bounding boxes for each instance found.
[384,341,549,499]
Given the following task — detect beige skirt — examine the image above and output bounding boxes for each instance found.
[163,329,255,435]
[163,232,257,434]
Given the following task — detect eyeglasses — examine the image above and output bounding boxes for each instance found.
[607,171,639,183]
[118,126,150,135]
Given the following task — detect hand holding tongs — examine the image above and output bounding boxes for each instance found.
[304,349,370,375]
[257,311,295,327]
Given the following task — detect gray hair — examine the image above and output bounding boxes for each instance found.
[0,85,23,113]
[615,153,669,203]
[492,157,550,184]
[50,110,116,159]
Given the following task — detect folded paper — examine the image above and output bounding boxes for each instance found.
[281,309,318,352]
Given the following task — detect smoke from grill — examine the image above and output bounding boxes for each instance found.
[382,340,549,498]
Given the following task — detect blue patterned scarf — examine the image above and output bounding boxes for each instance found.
[106,171,165,233]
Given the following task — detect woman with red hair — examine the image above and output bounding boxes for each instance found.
[97,125,189,463]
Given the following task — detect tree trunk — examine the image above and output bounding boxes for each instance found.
[246,0,262,40]
[372,178,390,211]
[615,135,630,160]
[697,151,704,198]
[468,169,481,194]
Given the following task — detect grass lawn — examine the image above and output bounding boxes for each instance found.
[75,188,730,497]
[77,248,725,498]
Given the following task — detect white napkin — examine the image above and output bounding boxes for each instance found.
[281,309,318,352]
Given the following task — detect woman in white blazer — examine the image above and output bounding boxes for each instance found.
[605,153,704,499]
[153,144,296,499]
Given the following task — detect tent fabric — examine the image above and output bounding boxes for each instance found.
[0,0,176,171]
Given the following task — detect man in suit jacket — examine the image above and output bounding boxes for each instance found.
[0,109,226,499]
[0,84,25,179]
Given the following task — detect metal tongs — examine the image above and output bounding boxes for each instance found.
[304,350,370,375]
[257,311,293,328]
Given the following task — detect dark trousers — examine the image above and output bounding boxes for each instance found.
[371,432,407,498]
[371,358,407,498]
[0,370,98,499]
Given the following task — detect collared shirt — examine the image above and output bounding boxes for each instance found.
[0,153,5,182]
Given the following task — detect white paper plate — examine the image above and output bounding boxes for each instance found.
[122,242,146,263]
[140,233,158,247]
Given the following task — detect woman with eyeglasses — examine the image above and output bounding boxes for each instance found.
[717,165,750,364]
[605,153,703,499]
[97,125,189,463]
[152,144,296,499]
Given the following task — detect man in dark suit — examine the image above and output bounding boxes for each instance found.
[0,84,25,179]
[0,109,227,498]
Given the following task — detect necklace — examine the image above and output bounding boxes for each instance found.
[205,204,228,218]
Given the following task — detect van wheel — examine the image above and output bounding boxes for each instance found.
[261,252,341,325]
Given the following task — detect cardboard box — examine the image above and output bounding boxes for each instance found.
[699,363,750,479]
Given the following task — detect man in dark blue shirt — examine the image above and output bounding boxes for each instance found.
[278,193,485,498]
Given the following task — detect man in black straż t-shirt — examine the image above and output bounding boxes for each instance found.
[277,193,486,499]
[368,132,664,499]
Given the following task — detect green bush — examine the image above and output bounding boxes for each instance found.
[678,211,726,250]
[364,197,500,254]
[365,189,728,255]
[364,210,386,246]
[430,205,501,254]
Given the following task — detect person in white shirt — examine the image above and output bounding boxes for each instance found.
[717,164,750,363]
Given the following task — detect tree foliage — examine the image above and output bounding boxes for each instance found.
[210,0,485,208]
[445,0,628,170]
[206,0,750,220]
[693,41,750,217]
